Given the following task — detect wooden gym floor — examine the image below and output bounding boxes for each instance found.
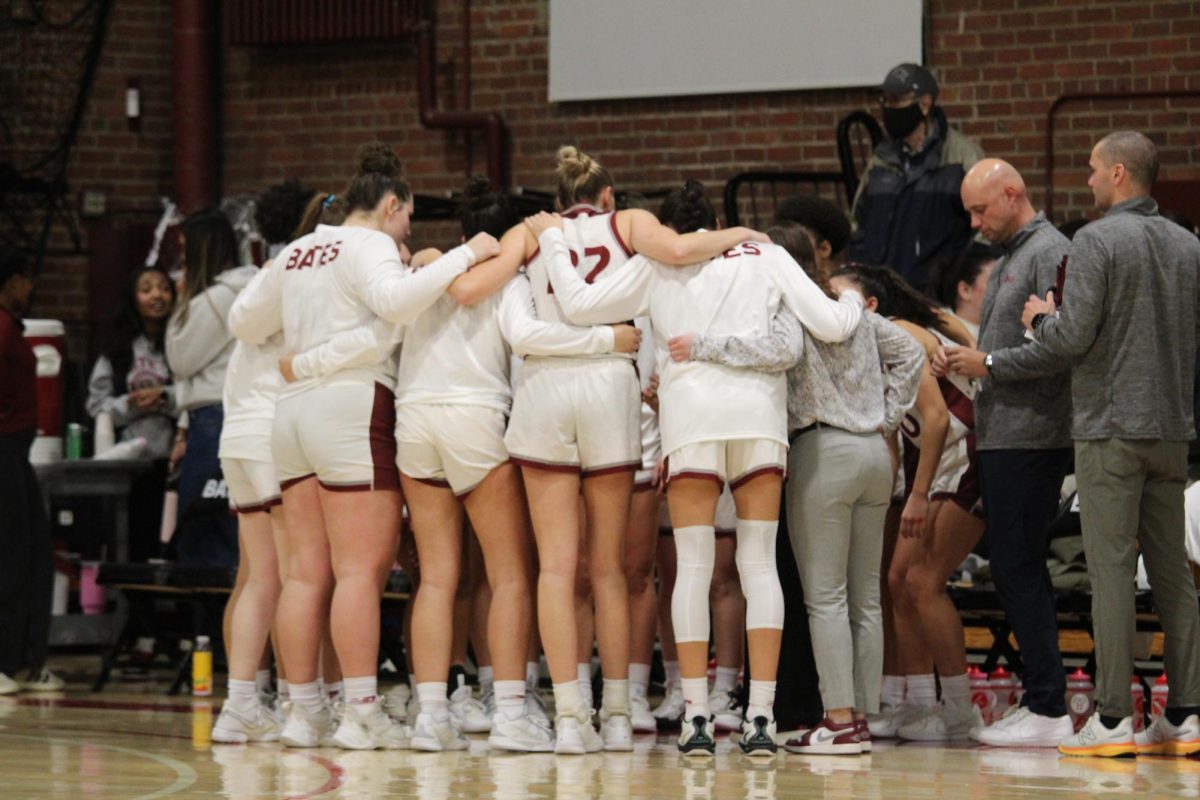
[1,659,1198,799]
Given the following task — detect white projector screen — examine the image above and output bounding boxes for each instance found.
[548,0,923,102]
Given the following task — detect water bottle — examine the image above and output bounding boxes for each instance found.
[969,666,992,723]
[1151,672,1169,721]
[1131,675,1146,732]
[94,411,115,455]
[192,699,213,749]
[1066,668,1094,732]
[989,667,1016,722]
[192,635,213,697]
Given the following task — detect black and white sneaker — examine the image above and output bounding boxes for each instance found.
[736,715,778,757]
[678,715,716,757]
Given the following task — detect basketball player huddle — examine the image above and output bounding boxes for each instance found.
[211,141,954,759]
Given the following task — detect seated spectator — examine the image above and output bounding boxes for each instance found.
[849,63,983,291]
[87,265,179,561]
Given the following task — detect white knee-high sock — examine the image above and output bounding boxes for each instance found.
[735,519,784,632]
[672,526,716,645]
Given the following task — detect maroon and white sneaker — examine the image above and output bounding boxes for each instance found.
[855,719,872,753]
[784,717,863,755]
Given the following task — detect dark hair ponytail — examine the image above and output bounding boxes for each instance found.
[925,242,999,311]
[833,263,943,330]
[458,176,517,239]
[657,179,717,234]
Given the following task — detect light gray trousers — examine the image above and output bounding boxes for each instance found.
[786,426,893,713]
[1076,438,1200,717]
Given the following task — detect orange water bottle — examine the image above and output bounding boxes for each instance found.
[192,635,213,697]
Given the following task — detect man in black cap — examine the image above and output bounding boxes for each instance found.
[849,63,983,291]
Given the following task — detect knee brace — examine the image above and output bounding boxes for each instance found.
[735,519,784,631]
[671,525,715,643]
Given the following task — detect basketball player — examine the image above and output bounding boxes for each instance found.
[522,177,864,756]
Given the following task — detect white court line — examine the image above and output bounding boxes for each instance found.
[0,732,199,799]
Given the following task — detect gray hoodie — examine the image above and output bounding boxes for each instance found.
[86,335,179,459]
[165,265,258,411]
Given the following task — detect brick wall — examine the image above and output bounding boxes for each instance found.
[32,0,1200,350]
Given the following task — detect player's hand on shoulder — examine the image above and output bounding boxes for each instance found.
[668,333,696,362]
[524,211,563,239]
[410,247,443,270]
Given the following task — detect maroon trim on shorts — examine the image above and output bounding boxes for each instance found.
[581,461,640,478]
[510,456,582,474]
[730,465,786,490]
[236,496,282,515]
[318,480,374,493]
[609,212,634,257]
[931,432,982,517]
[408,475,452,490]
[370,382,401,491]
[280,474,316,492]
[667,470,725,489]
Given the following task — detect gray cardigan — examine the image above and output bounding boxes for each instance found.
[977,212,1073,450]
[691,309,924,435]
[1033,196,1200,441]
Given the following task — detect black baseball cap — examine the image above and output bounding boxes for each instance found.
[879,63,939,100]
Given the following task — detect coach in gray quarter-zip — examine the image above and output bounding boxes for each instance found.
[1021,131,1200,757]
[942,159,1074,748]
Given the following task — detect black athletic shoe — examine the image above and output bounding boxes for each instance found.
[737,715,779,757]
[678,715,717,757]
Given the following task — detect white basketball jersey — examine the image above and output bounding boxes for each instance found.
[525,204,634,336]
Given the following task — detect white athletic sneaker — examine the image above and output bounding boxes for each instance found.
[405,693,421,726]
[0,673,19,696]
[898,702,982,741]
[630,692,656,733]
[19,668,65,692]
[449,683,492,733]
[677,715,717,757]
[652,682,685,727]
[280,701,335,748]
[1059,714,1136,758]
[212,701,283,744]
[783,717,862,755]
[970,706,1074,748]
[331,699,413,750]
[554,711,604,754]
[599,712,634,752]
[867,703,923,739]
[1136,713,1200,757]
[480,685,496,719]
[489,712,555,752]
[525,686,550,727]
[410,711,469,752]
[709,689,744,732]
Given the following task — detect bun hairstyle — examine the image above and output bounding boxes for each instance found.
[458,176,518,239]
[555,145,613,209]
[657,179,717,234]
[345,141,411,214]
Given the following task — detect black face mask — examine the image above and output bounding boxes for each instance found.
[882,103,926,140]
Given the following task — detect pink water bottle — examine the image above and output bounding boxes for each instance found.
[1066,668,1094,732]
[969,666,993,723]
[1151,672,1169,721]
[1131,676,1146,732]
[990,667,1016,721]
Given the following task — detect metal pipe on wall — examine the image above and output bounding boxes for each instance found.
[173,0,218,213]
